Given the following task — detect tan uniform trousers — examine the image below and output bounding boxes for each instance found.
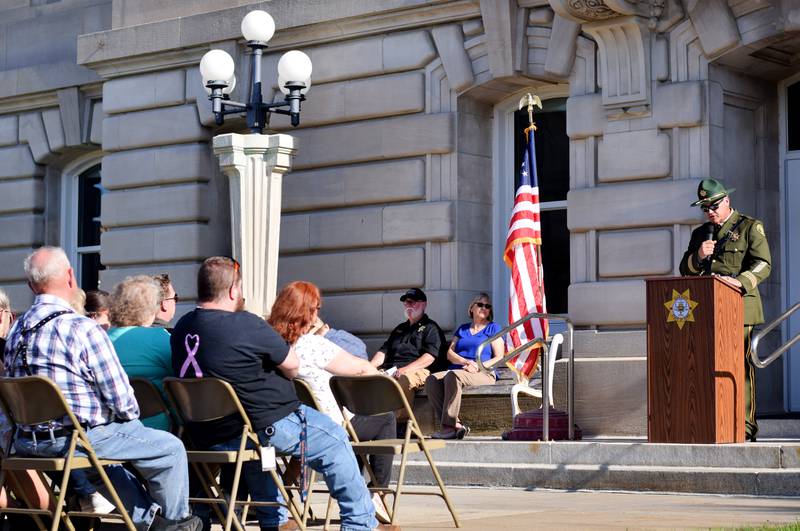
[395,368,431,422]
[425,369,496,428]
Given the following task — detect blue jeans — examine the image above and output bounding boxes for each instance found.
[15,419,190,530]
[212,405,376,530]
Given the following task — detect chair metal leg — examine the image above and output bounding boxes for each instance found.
[420,438,461,528]
[85,447,136,530]
[224,434,250,531]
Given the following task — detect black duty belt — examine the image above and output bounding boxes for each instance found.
[17,424,88,440]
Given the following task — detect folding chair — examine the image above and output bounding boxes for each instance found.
[163,377,305,531]
[129,377,178,435]
[329,374,461,528]
[0,376,135,531]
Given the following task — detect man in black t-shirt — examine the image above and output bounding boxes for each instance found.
[370,288,447,418]
[171,257,376,531]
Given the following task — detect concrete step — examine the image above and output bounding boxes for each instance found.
[394,439,800,497]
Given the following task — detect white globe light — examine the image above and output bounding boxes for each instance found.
[241,10,275,43]
[277,50,312,83]
[278,75,311,95]
[199,49,235,82]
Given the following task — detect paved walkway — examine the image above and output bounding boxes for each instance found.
[265,486,800,530]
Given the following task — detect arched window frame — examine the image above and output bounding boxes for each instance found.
[492,86,570,330]
[61,154,105,290]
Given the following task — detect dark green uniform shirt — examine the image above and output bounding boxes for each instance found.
[679,210,771,325]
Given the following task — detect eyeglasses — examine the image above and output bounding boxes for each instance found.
[163,294,180,303]
[474,302,493,310]
[701,201,723,213]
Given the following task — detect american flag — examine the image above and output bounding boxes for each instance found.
[504,124,549,381]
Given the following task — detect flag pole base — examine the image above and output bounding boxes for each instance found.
[501,406,582,441]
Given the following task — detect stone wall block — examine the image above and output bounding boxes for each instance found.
[382,290,456,332]
[279,214,310,253]
[283,159,425,212]
[568,179,703,231]
[0,145,40,180]
[598,229,673,278]
[654,81,704,128]
[102,184,209,227]
[456,201,492,244]
[0,178,44,214]
[431,24,475,92]
[306,37,383,84]
[598,130,670,182]
[569,280,646,326]
[344,247,425,291]
[308,207,383,250]
[103,105,210,152]
[383,201,454,245]
[323,292,384,334]
[544,14,580,78]
[0,282,33,311]
[0,214,43,248]
[277,253,346,292]
[103,70,186,114]
[89,102,104,145]
[101,224,216,265]
[0,116,18,146]
[0,248,34,282]
[99,262,201,301]
[566,94,604,139]
[686,0,740,58]
[457,242,492,292]
[102,144,214,190]
[382,30,437,73]
[292,113,454,170]
[280,72,425,129]
[456,153,492,203]
[42,108,66,153]
[479,0,516,78]
[18,113,51,163]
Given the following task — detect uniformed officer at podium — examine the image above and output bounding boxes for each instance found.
[679,179,771,441]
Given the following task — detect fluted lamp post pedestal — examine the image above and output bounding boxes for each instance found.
[213,133,297,317]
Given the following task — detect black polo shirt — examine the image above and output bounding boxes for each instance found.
[378,314,447,372]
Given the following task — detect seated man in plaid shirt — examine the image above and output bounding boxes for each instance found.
[2,247,200,531]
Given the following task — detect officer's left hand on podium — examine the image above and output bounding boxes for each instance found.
[717,275,743,291]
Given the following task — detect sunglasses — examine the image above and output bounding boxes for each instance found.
[474,302,492,310]
[701,201,723,213]
[225,256,240,292]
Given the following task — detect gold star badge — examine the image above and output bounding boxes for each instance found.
[664,289,698,330]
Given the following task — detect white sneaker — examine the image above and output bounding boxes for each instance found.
[372,493,391,524]
[79,492,116,514]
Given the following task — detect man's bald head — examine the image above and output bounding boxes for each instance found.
[24,247,75,295]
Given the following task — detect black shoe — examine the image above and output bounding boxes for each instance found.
[151,514,203,531]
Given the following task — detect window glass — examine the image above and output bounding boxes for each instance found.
[75,165,105,290]
[511,97,569,314]
[788,81,800,151]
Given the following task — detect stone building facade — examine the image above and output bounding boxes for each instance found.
[1,0,798,435]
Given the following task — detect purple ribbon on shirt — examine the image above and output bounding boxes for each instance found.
[180,334,203,378]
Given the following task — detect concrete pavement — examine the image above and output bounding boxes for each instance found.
[279,486,800,530]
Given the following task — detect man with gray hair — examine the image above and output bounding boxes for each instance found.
[3,247,200,531]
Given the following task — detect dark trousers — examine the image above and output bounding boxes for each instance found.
[745,325,758,439]
[350,413,396,487]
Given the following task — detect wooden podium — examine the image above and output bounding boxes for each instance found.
[646,276,744,443]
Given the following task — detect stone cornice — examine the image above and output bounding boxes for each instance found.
[78,0,481,79]
[0,62,101,115]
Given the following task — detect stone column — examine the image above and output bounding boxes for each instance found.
[213,133,297,318]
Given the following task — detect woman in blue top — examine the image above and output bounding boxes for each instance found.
[107,275,173,431]
[425,293,504,439]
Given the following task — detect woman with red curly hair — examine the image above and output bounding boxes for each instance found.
[269,281,395,524]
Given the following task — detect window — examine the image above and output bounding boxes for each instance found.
[513,98,569,314]
[788,80,800,151]
[493,92,570,327]
[63,163,105,290]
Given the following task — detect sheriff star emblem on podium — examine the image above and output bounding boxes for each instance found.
[664,289,698,330]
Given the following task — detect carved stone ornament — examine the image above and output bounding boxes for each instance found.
[564,0,618,21]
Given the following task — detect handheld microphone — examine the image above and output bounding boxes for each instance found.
[701,224,715,274]
[704,224,715,243]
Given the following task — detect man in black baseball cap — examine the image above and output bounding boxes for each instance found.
[371,288,447,419]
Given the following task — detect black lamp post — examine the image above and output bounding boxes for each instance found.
[199,10,312,134]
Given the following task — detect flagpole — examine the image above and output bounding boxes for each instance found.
[518,92,552,438]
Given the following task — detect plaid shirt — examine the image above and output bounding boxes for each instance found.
[2,294,139,429]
